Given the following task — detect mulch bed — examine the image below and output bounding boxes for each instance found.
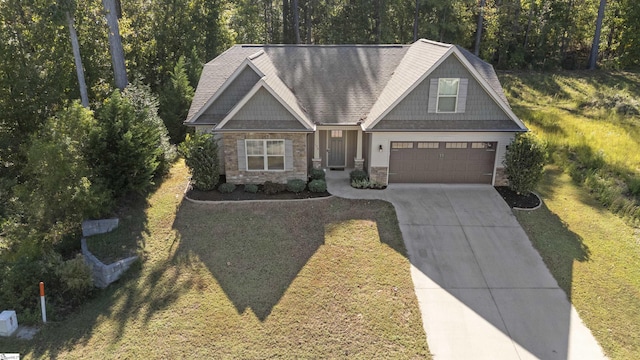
[495,186,541,209]
[187,184,331,201]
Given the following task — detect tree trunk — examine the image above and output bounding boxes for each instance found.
[66,11,89,108]
[102,0,128,89]
[292,0,301,44]
[523,0,535,50]
[374,0,382,43]
[305,0,312,43]
[560,0,574,64]
[589,0,607,69]
[474,0,486,55]
[413,0,419,42]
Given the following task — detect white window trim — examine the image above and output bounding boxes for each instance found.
[436,78,460,113]
[245,139,286,172]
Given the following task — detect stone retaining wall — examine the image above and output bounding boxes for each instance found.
[81,219,138,289]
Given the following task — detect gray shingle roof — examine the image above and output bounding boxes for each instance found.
[186,40,519,129]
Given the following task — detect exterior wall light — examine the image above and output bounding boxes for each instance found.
[378,144,383,152]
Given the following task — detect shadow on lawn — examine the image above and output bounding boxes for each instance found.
[170,197,404,321]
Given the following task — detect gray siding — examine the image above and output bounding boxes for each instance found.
[223,87,305,130]
[379,55,510,123]
[199,66,261,122]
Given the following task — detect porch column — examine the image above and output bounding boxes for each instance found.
[312,130,322,169]
[354,129,364,171]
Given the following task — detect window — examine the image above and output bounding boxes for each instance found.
[417,142,439,149]
[246,139,285,171]
[437,78,460,113]
[330,130,343,138]
[392,142,414,149]
[445,142,468,149]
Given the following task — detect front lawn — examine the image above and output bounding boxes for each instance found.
[0,161,429,359]
[515,167,640,359]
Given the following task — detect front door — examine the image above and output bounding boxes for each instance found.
[327,130,346,167]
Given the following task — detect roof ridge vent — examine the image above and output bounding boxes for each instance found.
[247,50,265,60]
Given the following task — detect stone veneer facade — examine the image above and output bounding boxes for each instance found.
[223,132,308,184]
[494,167,508,186]
[369,166,389,185]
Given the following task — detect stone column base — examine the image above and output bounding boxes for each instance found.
[369,166,389,185]
[312,158,322,169]
[354,158,364,171]
[494,167,508,186]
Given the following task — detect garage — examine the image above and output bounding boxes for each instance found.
[388,141,497,184]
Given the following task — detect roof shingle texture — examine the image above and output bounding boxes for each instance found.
[187,40,513,127]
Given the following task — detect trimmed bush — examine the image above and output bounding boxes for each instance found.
[308,179,327,193]
[351,179,370,189]
[504,133,547,194]
[309,168,326,181]
[179,132,220,191]
[263,181,286,195]
[287,179,306,193]
[244,184,259,193]
[218,183,236,193]
[350,169,368,182]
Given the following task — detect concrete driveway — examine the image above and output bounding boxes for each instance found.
[326,175,606,360]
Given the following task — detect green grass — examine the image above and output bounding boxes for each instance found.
[0,160,429,359]
[514,167,640,359]
[499,71,640,224]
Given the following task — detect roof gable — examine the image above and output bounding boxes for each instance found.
[187,56,262,124]
[216,77,313,132]
[364,42,526,131]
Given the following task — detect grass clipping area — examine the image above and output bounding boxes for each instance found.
[515,167,640,360]
[2,160,429,359]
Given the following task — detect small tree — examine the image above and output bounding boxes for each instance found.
[504,133,547,194]
[159,56,194,144]
[180,132,220,191]
[89,85,174,197]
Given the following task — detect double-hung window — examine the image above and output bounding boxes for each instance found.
[437,78,460,113]
[246,139,285,171]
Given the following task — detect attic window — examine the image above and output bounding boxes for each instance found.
[437,78,459,113]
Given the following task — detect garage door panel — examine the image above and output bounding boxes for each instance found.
[389,141,496,184]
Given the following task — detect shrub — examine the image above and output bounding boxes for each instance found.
[244,184,259,193]
[218,183,236,193]
[287,179,306,193]
[628,177,640,197]
[350,169,368,182]
[309,168,326,181]
[351,179,370,189]
[263,181,286,195]
[308,179,327,193]
[179,132,220,191]
[14,102,112,236]
[88,86,173,196]
[503,133,547,194]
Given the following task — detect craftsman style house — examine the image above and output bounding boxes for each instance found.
[184,39,526,185]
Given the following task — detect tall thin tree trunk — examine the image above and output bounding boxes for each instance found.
[292,0,301,44]
[474,0,486,55]
[66,11,89,107]
[560,0,574,64]
[374,0,382,43]
[305,0,312,43]
[413,0,419,42]
[589,0,607,69]
[523,0,535,50]
[102,0,127,89]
